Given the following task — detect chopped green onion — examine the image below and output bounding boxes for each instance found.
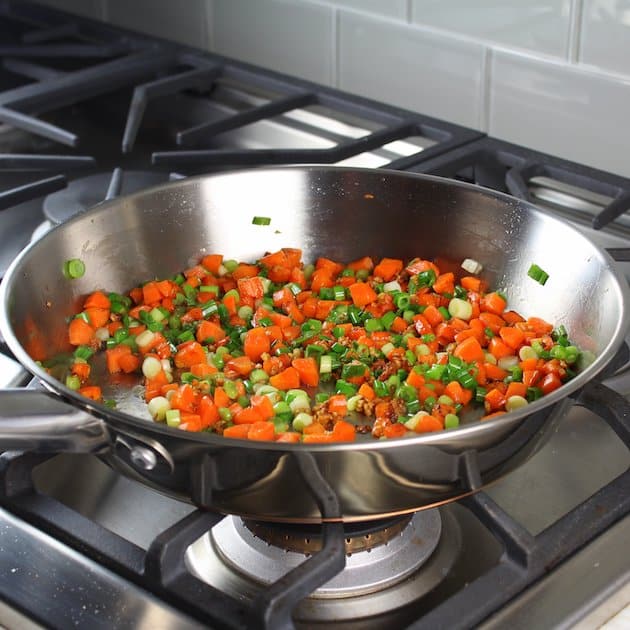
[527,263,549,285]
[65,374,81,390]
[63,258,85,279]
[166,409,181,427]
[444,413,460,429]
[252,216,271,226]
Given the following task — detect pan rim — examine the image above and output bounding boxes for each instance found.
[1,165,628,451]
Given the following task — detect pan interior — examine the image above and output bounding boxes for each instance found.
[1,167,627,438]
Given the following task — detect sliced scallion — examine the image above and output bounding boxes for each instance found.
[527,263,549,285]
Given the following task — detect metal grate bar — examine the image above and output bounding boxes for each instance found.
[176,91,315,147]
[21,22,79,44]
[0,174,66,211]
[145,510,256,629]
[254,452,346,630]
[0,41,130,58]
[0,49,174,112]
[153,121,415,166]
[463,492,536,567]
[3,57,66,80]
[0,105,77,146]
[105,167,123,200]
[122,65,221,153]
[0,153,95,170]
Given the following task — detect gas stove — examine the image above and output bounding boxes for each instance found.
[0,3,628,629]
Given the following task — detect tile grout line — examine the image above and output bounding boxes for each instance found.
[568,0,584,64]
[332,7,340,88]
[406,0,413,24]
[479,46,492,133]
[205,0,215,52]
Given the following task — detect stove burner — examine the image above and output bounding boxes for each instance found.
[243,514,413,556]
[186,510,461,626]
[42,170,167,224]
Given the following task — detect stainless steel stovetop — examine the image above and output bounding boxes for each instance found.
[0,3,628,628]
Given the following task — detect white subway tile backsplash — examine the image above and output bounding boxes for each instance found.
[212,0,335,85]
[104,0,208,48]
[489,50,630,177]
[580,0,630,76]
[410,0,571,59]
[317,0,408,20]
[338,11,485,128]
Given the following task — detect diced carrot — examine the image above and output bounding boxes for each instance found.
[71,361,91,381]
[202,254,223,274]
[214,386,230,408]
[406,259,439,276]
[118,353,140,374]
[199,395,219,427]
[481,292,507,315]
[391,316,408,333]
[83,290,111,310]
[276,432,301,443]
[243,327,271,362]
[382,422,406,438]
[373,257,403,282]
[499,326,525,350]
[249,395,275,421]
[223,425,251,439]
[174,341,206,368]
[406,368,425,389]
[78,385,102,401]
[414,415,443,433]
[269,366,301,390]
[505,382,527,399]
[247,421,275,441]
[358,382,376,400]
[332,420,356,442]
[423,305,444,327]
[310,269,335,293]
[68,318,94,346]
[484,363,509,381]
[348,282,377,307]
[347,256,373,272]
[225,356,255,377]
[233,406,264,425]
[488,337,514,360]
[327,394,348,416]
[170,384,198,413]
[302,433,335,443]
[190,363,217,378]
[291,357,319,387]
[453,336,485,363]
[485,388,506,412]
[460,276,483,292]
[432,272,455,295]
[444,380,473,405]
[237,276,265,299]
[232,264,259,279]
[196,320,226,343]
[522,369,542,387]
[526,317,554,335]
[315,257,344,275]
[142,282,162,305]
[315,300,337,320]
[541,372,562,394]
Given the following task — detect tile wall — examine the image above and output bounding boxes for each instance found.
[27,0,630,177]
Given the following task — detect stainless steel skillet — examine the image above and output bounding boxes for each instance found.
[0,166,627,523]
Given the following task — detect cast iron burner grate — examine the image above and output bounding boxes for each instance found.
[404,136,630,233]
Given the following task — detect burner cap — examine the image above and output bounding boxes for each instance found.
[43,170,167,224]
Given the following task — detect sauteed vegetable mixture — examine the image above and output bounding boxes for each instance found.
[64,249,580,442]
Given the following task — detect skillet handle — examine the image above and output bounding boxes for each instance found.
[0,389,110,453]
